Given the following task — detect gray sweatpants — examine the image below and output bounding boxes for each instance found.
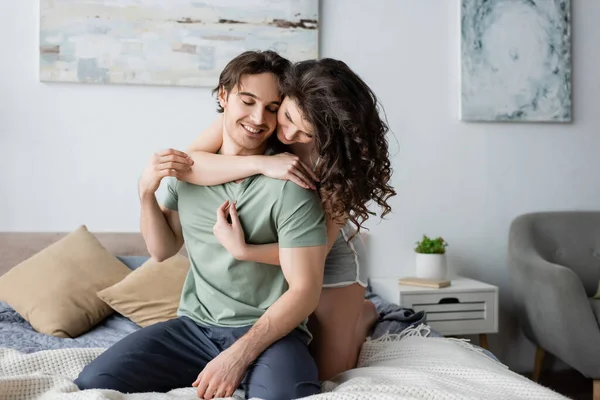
[74,316,320,399]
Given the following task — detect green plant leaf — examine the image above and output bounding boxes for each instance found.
[414,234,448,254]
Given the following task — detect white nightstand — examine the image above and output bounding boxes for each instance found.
[369,277,499,349]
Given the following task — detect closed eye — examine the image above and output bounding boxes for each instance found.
[244,99,278,114]
[286,111,312,138]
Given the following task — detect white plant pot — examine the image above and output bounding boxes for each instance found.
[415,253,447,280]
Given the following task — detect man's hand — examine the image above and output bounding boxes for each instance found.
[138,149,193,197]
[213,200,247,259]
[192,348,250,399]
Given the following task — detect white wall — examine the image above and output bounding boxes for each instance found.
[2,0,599,373]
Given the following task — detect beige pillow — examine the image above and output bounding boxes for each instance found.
[0,225,131,338]
[97,254,189,327]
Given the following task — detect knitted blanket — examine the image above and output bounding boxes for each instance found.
[0,326,567,400]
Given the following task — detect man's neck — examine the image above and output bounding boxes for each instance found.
[220,132,267,156]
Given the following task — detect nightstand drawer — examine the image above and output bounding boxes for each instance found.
[401,291,497,335]
[369,277,499,336]
[426,310,484,321]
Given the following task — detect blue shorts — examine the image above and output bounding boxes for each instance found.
[74,316,320,400]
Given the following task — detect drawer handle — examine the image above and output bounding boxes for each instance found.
[438,297,459,304]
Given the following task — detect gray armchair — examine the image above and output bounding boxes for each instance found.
[508,211,600,397]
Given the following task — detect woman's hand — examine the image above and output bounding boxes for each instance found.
[259,153,319,190]
[213,200,247,260]
[138,149,193,197]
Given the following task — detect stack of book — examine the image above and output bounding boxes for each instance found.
[398,277,451,289]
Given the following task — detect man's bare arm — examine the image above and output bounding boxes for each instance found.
[139,194,184,261]
[228,245,326,363]
[138,149,189,261]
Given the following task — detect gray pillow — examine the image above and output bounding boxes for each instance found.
[116,256,150,271]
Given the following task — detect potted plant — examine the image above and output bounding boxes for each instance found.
[414,235,448,280]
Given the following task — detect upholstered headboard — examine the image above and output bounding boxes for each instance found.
[0,232,157,278]
[0,231,366,278]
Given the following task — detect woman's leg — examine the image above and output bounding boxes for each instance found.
[307,283,377,381]
[354,299,379,357]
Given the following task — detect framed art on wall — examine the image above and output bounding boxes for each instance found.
[460,0,572,122]
[39,0,319,88]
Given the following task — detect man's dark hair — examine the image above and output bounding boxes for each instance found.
[212,50,291,113]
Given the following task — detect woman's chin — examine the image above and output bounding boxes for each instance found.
[277,133,294,145]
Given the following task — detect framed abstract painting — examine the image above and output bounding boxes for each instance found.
[460,0,572,122]
[39,0,319,88]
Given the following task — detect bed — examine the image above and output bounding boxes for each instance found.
[0,231,568,400]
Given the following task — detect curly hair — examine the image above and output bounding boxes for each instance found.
[281,58,396,235]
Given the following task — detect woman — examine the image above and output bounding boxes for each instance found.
[182,58,396,381]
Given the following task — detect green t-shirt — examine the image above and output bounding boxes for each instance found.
[162,174,326,337]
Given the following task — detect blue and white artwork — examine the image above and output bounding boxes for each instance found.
[460,0,571,122]
[39,0,319,88]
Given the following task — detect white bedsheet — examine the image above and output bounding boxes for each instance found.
[0,329,567,400]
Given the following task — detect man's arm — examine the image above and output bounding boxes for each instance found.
[192,245,326,399]
[139,193,184,262]
[138,149,188,261]
[228,245,326,363]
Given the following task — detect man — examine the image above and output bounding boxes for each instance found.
[74,50,328,400]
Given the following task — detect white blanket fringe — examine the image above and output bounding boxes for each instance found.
[360,323,507,370]
[0,324,568,400]
[367,322,433,342]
